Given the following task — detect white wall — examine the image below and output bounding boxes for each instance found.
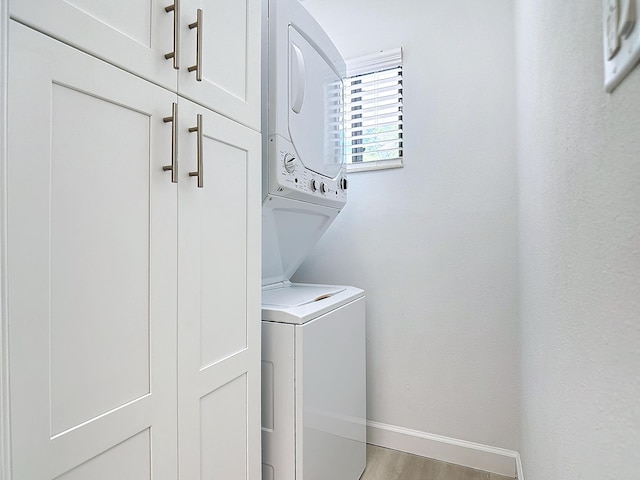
[293,0,520,452]
[516,1,640,479]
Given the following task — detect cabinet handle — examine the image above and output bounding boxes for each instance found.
[187,9,203,81]
[163,103,178,183]
[188,114,203,188]
[164,1,180,69]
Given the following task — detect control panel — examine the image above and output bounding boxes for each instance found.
[268,135,347,208]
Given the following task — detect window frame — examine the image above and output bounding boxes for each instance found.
[344,47,404,173]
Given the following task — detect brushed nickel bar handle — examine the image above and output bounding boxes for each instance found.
[164,0,180,69]
[187,9,203,81]
[163,102,178,183]
[188,114,203,188]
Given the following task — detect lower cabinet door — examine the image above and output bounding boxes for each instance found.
[7,22,178,480]
[176,98,261,480]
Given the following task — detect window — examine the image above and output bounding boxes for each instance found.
[344,48,403,172]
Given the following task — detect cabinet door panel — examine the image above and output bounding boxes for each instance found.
[200,374,249,479]
[177,99,261,479]
[199,135,249,366]
[10,0,177,90]
[54,430,152,480]
[7,22,178,480]
[178,0,261,130]
[50,82,152,436]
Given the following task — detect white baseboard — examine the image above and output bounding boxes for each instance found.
[366,420,521,478]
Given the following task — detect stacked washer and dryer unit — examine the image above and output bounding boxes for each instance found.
[261,0,367,479]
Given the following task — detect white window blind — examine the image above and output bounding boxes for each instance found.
[344,48,403,172]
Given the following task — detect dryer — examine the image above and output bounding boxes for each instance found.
[262,0,347,209]
[262,0,347,286]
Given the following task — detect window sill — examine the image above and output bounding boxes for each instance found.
[347,159,403,173]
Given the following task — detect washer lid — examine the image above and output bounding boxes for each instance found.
[262,283,365,325]
[262,283,345,307]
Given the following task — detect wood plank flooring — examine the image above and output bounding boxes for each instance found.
[360,445,514,480]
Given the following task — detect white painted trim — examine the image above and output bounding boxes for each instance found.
[347,158,403,173]
[0,0,10,479]
[346,47,403,77]
[366,420,518,478]
[515,451,525,480]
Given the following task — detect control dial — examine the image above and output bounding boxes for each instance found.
[310,179,319,192]
[320,182,328,194]
[339,177,348,190]
[283,153,297,173]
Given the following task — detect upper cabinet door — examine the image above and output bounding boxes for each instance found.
[10,0,178,91]
[178,0,261,131]
[7,22,178,480]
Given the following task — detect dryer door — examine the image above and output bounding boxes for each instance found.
[288,26,344,180]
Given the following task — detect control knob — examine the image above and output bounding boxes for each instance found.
[310,179,319,192]
[320,182,327,194]
[339,177,348,190]
[283,153,297,173]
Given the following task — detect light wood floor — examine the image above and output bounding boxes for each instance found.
[360,445,514,480]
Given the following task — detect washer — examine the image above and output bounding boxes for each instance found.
[261,283,366,480]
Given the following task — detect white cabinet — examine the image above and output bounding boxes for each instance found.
[176,98,261,480]
[10,0,178,90]
[7,22,178,480]
[5,1,261,479]
[177,0,261,129]
[10,0,261,129]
